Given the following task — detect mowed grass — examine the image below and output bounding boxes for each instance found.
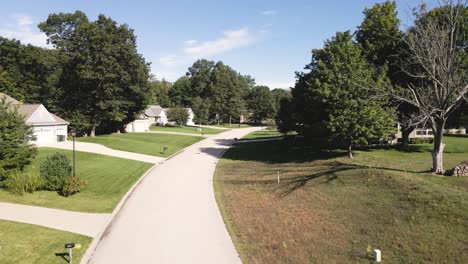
[150,125,225,134]
[78,132,203,157]
[0,220,92,264]
[214,135,468,263]
[0,148,153,213]
[242,128,297,140]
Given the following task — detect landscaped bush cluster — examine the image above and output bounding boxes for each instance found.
[40,153,86,196]
[4,171,45,195]
[1,152,86,196]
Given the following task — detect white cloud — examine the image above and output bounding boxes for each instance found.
[257,80,294,90]
[159,54,181,66]
[260,10,277,16]
[184,39,198,46]
[0,14,48,47]
[183,27,254,58]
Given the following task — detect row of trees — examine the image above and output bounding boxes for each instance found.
[0,11,151,136]
[277,0,467,173]
[149,59,290,125]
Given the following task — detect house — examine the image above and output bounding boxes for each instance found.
[392,123,434,144]
[124,105,168,133]
[125,105,195,132]
[0,93,69,143]
[163,107,195,126]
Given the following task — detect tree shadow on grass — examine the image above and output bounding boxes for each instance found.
[275,163,363,197]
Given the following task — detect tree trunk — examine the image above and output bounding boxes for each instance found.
[229,116,231,127]
[90,126,96,137]
[432,128,445,174]
[401,125,412,150]
[348,144,353,159]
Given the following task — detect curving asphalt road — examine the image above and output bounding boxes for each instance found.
[86,127,260,264]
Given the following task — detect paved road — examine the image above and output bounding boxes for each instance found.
[38,141,165,164]
[0,202,110,237]
[88,127,260,264]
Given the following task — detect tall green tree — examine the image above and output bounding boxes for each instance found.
[0,37,61,110]
[169,76,192,107]
[271,88,291,114]
[38,11,150,136]
[166,107,189,125]
[148,76,172,107]
[294,31,395,157]
[192,96,211,125]
[210,62,245,124]
[0,100,37,181]
[246,85,275,124]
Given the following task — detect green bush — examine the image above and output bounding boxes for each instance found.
[40,153,72,191]
[60,176,87,197]
[5,171,45,195]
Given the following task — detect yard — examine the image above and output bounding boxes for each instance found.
[77,133,203,157]
[214,135,468,263]
[150,125,225,135]
[0,220,92,264]
[242,128,297,140]
[0,148,153,213]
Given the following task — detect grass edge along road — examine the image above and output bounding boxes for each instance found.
[0,219,92,264]
[214,135,468,263]
[78,132,203,157]
[0,148,153,213]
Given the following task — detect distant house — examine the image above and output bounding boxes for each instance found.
[0,93,69,143]
[125,105,195,132]
[392,123,434,144]
[164,107,195,126]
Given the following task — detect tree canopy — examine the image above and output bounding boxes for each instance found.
[38,11,150,136]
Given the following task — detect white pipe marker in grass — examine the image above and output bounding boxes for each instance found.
[277,171,280,183]
[374,249,381,262]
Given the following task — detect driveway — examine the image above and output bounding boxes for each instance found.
[0,202,110,237]
[86,127,261,264]
[38,141,165,164]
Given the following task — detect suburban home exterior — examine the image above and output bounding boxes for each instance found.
[0,93,69,143]
[125,105,196,132]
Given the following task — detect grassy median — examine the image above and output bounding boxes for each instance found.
[0,148,153,213]
[78,133,203,157]
[150,125,225,135]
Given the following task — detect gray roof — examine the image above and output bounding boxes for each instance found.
[0,92,21,105]
[17,104,41,120]
[144,105,165,117]
[0,93,69,125]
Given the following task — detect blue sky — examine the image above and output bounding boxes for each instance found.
[0,0,436,88]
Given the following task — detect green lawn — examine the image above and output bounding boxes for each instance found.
[0,148,153,213]
[242,129,297,140]
[150,125,225,134]
[213,123,255,129]
[78,133,203,157]
[215,135,468,263]
[0,220,92,264]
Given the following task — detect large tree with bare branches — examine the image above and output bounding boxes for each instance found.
[395,1,468,174]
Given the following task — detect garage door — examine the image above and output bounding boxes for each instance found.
[33,126,56,143]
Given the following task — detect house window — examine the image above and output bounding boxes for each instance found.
[427,130,434,135]
[416,130,426,136]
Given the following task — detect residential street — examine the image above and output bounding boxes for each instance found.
[87,127,260,264]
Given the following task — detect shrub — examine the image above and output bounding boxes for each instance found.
[60,176,87,197]
[40,153,72,191]
[5,171,45,195]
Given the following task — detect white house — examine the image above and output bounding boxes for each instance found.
[125,105,196,132]
[124,105,168,133]
[0,93,69,143]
